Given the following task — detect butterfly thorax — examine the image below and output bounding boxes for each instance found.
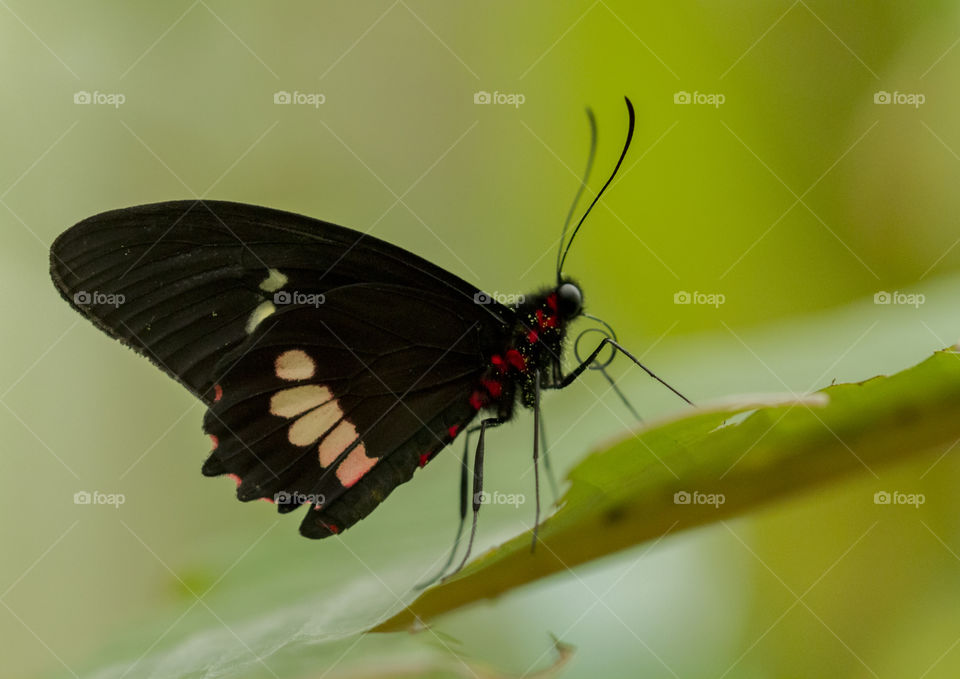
[468,281,583,415]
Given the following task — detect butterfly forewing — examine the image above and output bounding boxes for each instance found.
[50,200,509,401]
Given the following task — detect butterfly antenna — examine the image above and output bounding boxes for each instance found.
[556,107,598,283]
[557,96,636,278]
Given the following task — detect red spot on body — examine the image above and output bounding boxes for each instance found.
[547,293,558,311]
[213,384,223,402]
[482,378,503,398]
[227,473,241,487]
[527,329,539,343]
[536,309,556,329]
[209,434,219,450]
[419,453,430,468]
[506,349,526,372]
[448,424,460,439]
[491,354,507,374]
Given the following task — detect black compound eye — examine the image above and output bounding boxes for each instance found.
[556,283,582,318]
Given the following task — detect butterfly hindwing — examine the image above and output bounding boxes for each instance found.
[201,283,500,536]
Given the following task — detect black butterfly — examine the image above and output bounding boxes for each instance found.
[50,97,690,579]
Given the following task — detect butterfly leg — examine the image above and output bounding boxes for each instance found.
[448,415,506,578]
[531,372,542,553]
[415,440,471,590]
[538,407,560,502]
[556,337,693,406]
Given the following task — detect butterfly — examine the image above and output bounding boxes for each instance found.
[49,97,690,579]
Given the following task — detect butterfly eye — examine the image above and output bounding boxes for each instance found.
[556,283,582,318]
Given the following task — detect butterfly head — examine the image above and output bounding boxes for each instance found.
[555,281,583,320]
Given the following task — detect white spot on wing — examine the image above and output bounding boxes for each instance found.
[259,268,288,293]
[246,300,275,334]
[275,350,315,381]
[270,385,332,418]
[336,445,377,488]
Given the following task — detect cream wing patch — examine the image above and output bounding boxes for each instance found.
[270,385,332,418]
[269,349,370,481]
[275,350,315,381]
[336,445,378,488]
[271,350,337,446]
[259,268,288,293]
[246,300,276,334]
[319,420,360,467]
[287,401,342,447]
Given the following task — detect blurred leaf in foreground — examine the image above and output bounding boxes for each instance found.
[375,347,960,631]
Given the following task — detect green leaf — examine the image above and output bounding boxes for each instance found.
[374,347,960,632]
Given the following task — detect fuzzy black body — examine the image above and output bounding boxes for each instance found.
[50,200,582,539]
[480,286,581,417]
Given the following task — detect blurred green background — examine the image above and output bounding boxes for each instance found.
[4,1,960,677]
